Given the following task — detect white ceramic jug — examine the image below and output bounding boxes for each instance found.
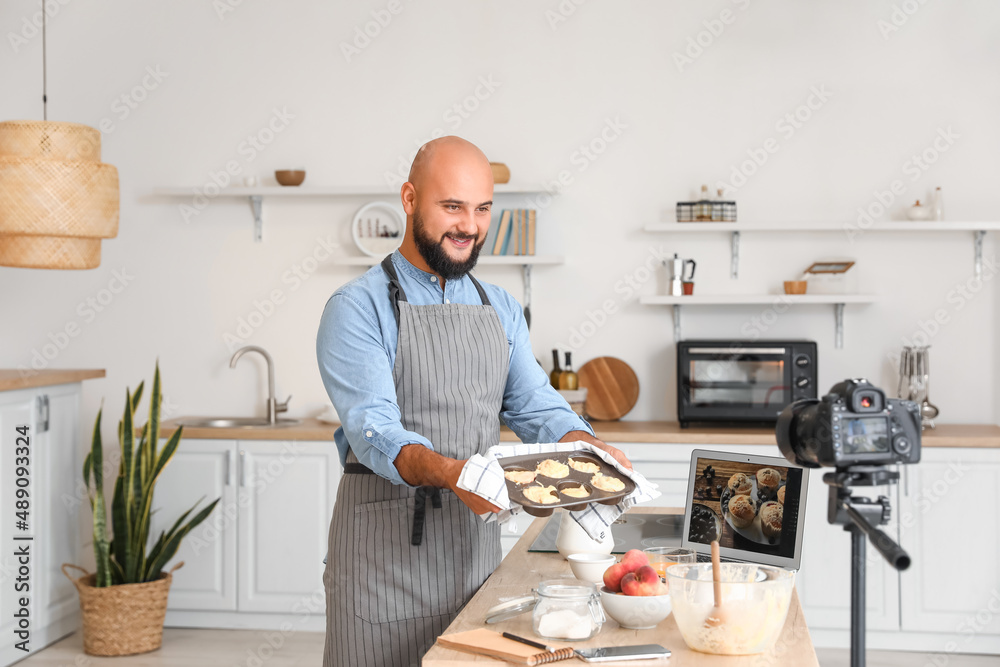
[555,512,614,559]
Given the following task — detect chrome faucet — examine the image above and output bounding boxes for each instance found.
[229,345,291,425]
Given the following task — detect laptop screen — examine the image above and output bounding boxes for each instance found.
[682,450,809,570]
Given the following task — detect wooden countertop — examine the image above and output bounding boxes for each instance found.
[0,369,105,392]
[160,417,1000,448]
[422,506,819,667]
[160,417,339,441]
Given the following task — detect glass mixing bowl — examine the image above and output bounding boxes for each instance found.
[665,562,794,655]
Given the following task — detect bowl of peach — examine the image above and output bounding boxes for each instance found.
[599,549,672,630]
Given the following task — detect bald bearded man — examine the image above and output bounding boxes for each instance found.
[316,137,630,667]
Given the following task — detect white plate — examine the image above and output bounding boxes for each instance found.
[317,405,339,424]
[352,201,405,258]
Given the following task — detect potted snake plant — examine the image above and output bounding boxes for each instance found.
[62,362,219,656]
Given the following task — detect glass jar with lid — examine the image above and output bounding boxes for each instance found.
[531,580,605,642]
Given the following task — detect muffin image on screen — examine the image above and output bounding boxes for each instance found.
[760,500,783,538]
[756,467,781,495]
[728,494,757,529]
[777,485,786,505]
[728,472,753,496]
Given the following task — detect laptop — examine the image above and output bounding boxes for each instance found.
[680,449,809,571]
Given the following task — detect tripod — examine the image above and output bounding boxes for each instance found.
[824,466,911,667]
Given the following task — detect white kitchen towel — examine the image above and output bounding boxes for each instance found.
[456,441,660,541]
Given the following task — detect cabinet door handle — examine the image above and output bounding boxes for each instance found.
[240,450,250,487]
[227,449,236,486]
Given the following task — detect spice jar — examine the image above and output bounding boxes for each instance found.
[531,580,605,641]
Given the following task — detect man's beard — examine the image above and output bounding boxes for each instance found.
[411,209,485,280]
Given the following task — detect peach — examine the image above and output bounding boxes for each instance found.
[603,562,629,593]
[621,549,648,573]
[621,565,667,596]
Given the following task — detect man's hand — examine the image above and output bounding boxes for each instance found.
[394,444,501,514]
[559,430,632,470]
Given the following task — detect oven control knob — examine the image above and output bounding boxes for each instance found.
[795,377,811,389]
[794,355,811,368]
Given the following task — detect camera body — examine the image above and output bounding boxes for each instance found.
[776,378,921,468]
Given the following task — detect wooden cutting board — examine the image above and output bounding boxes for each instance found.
[578,356,639,421]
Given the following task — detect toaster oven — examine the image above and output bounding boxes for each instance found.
[677,340,818,427]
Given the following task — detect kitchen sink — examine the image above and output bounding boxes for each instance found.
[176,417,302,428]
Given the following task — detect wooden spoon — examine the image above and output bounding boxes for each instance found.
[705,540,727,628]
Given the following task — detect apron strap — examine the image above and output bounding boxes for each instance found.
[381,253,493,327]
[344,455,443,548]
[467,272,492,306]
[381,254,408,328]
[411,486,442,546]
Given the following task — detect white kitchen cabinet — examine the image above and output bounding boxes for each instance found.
[149,439,238,611]
[795,466,900,633]
[153,437,339,626]
[897,448,1000,645]
[236,441,338,612]
[0,383,83,667]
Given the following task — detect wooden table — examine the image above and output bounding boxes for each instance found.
[423,507,819,666]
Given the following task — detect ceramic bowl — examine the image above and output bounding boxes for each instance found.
[566,553,615,585]
[599,586,672,630]
[275,170,306,186]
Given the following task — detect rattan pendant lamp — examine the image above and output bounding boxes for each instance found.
[0,4,119,269]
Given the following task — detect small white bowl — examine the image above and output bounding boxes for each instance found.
[566,553,616,585]
[599,586,672,630]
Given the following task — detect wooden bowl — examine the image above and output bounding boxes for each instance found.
[783,280,807,295]
[275,170,306,186]
[489,162,510,184]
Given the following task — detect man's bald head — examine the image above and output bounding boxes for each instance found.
[397,136,495,281]
[407,136,492,190]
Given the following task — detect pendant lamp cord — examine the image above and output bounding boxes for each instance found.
[42,0,48,120]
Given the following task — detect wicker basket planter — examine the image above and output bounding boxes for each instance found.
[61,562,183,656]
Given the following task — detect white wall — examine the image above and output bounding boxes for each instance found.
[2,0,999,434]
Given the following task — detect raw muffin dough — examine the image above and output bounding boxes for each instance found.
[535,459,570,479]
[568,459,600,473]
[590,472,626,493]
[522,485,560,504]
[504,469,537,485]
[560,485,591,498]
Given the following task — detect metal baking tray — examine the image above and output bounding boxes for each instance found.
[499,449,636,517]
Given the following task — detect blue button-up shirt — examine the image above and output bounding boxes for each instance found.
[316,250,593,486]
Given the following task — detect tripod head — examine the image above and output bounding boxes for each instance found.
[823,464,911,572]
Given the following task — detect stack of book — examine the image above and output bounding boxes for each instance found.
[484,209,536,255]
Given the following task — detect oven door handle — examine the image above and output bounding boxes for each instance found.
[686,347,787,355]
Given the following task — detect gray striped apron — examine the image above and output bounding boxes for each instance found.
[322,255,507,667]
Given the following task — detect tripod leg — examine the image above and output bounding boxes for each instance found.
[851,525,866,667]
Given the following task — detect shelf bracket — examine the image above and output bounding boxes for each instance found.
[974,230,986,279]
[249,196,263,243]
[673,304,682,342]
[730,231,740,279]
[834,302,845,349]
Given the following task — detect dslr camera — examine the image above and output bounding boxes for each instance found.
[776,378,921,469]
